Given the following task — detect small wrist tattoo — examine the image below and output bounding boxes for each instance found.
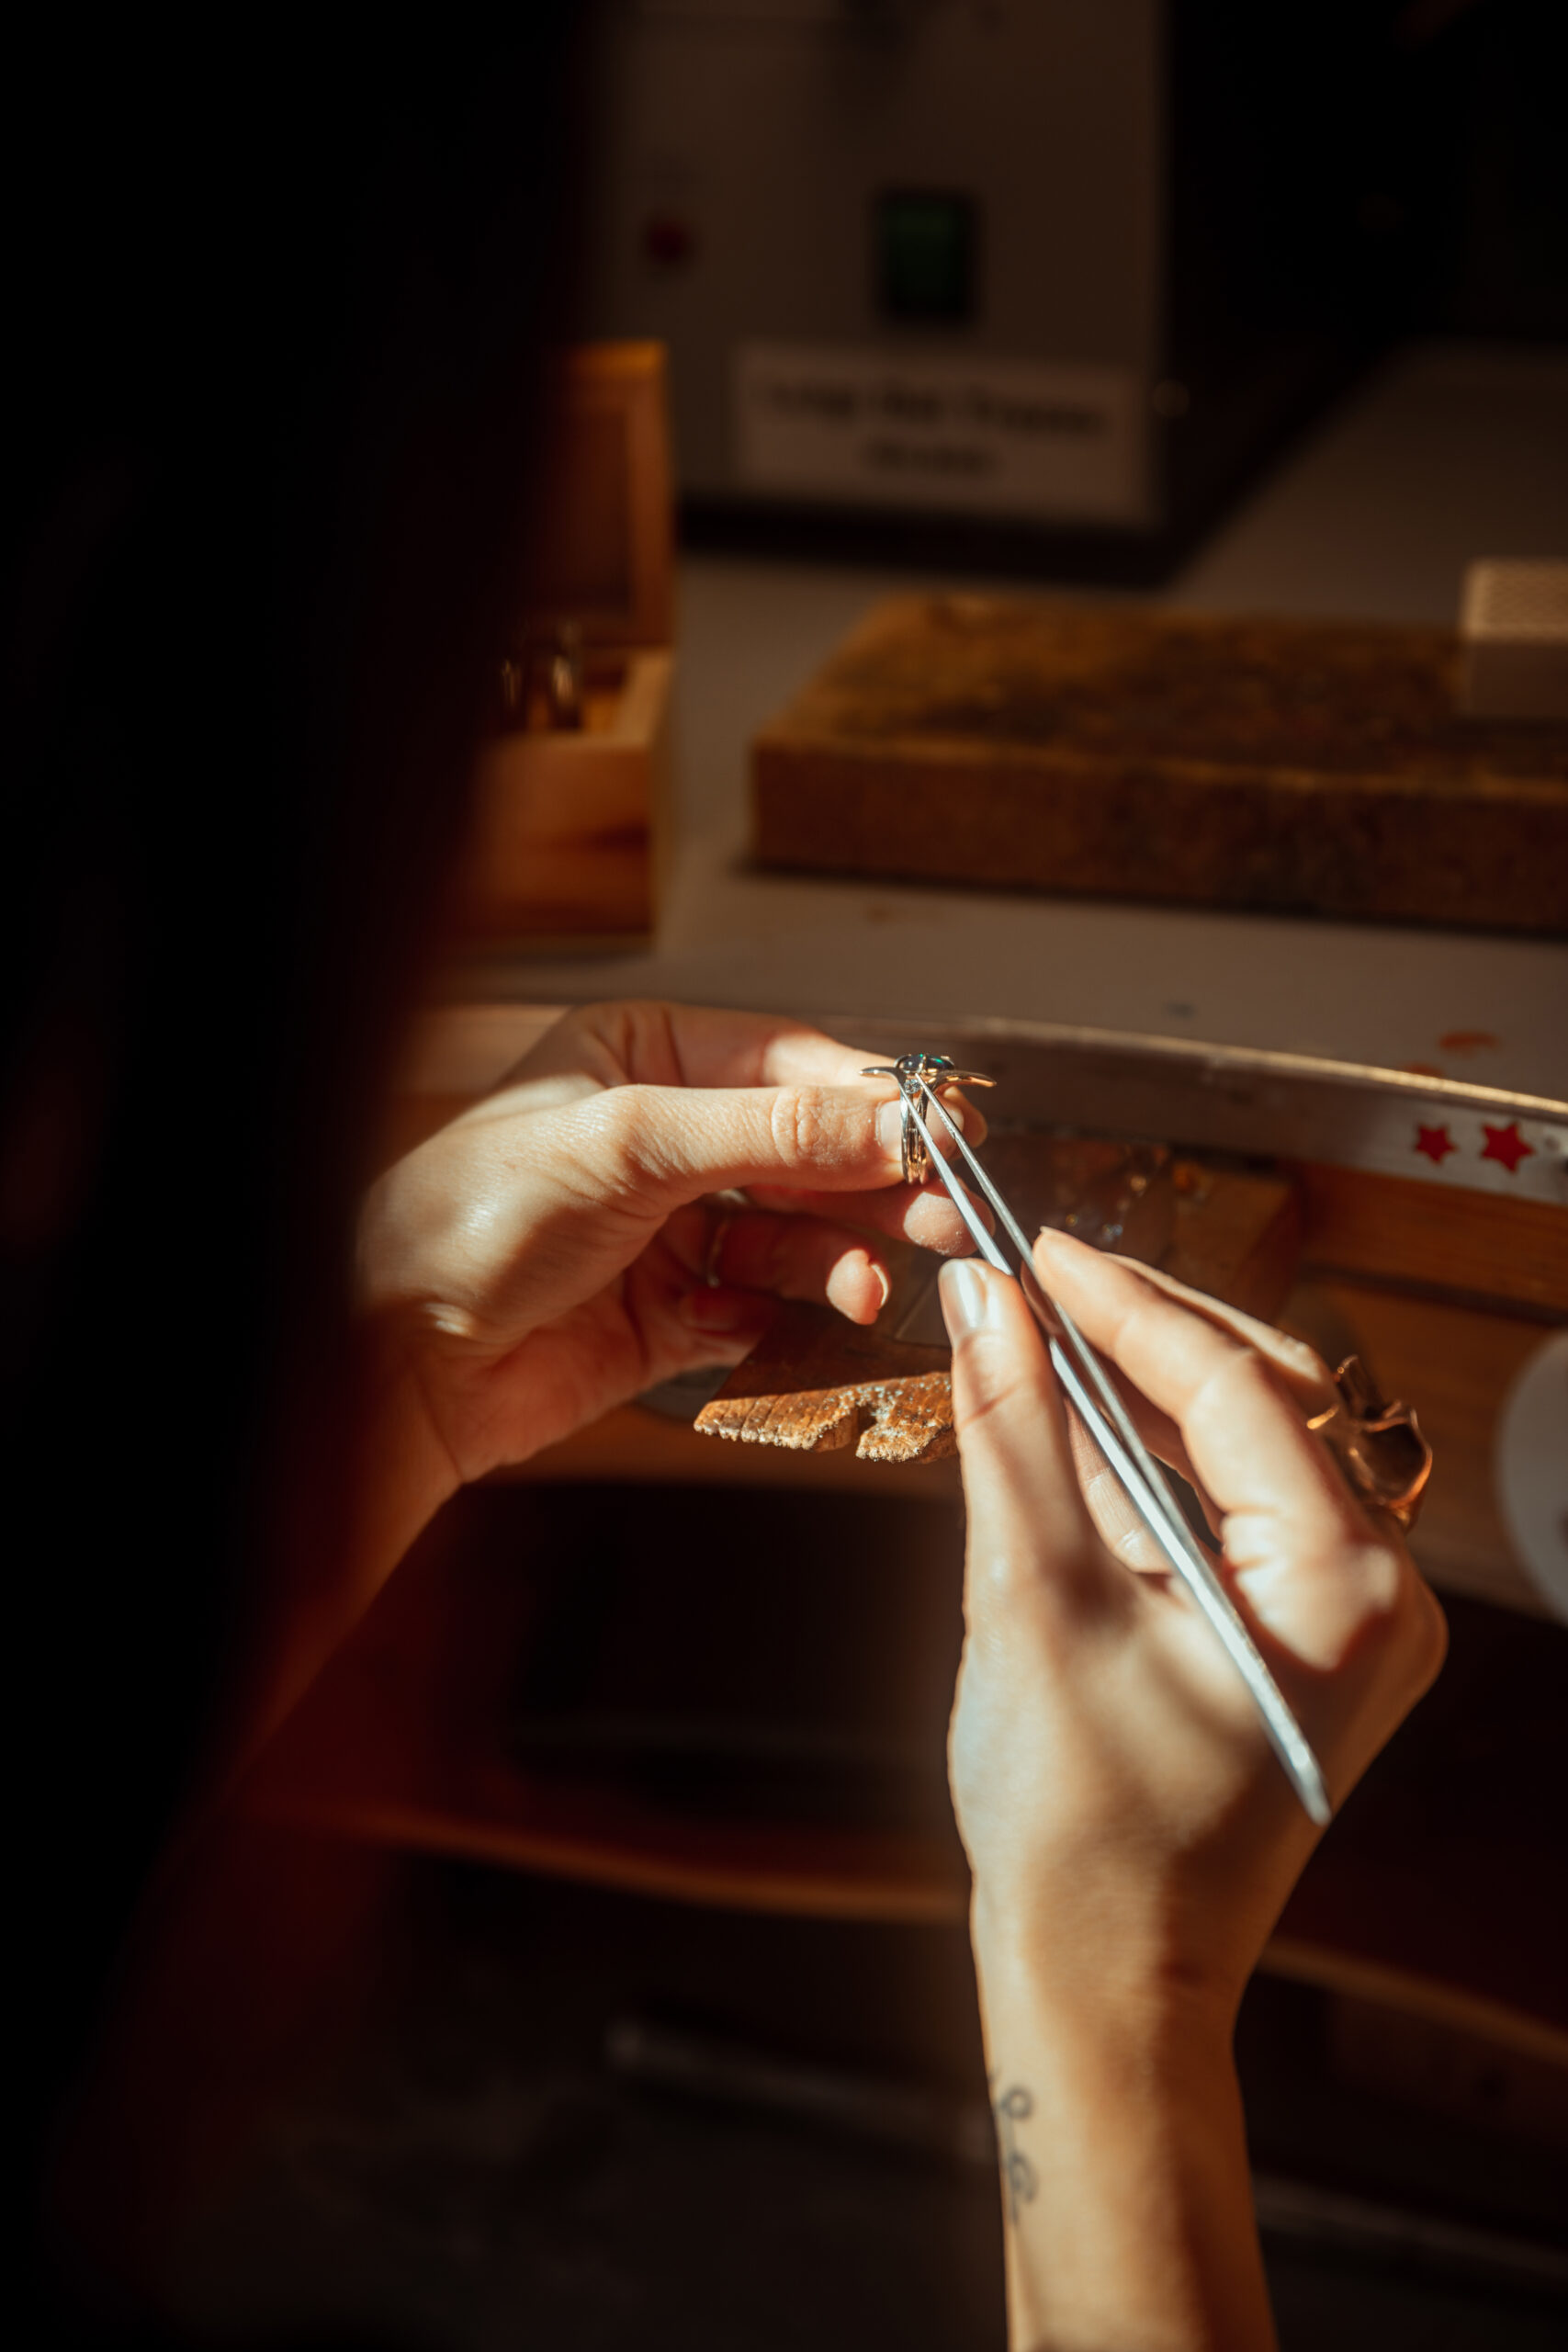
[991,2078,1038,2225]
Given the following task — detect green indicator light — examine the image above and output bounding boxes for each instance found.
[876,189,976,324]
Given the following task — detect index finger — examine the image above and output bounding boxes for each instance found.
[1099,1255,1337,1419]
[1032,1228,1361,1552]
[1035,1231,1425,1678]
[511,1001,989,1137]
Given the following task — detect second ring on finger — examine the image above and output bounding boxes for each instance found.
[689,1200,889,1321]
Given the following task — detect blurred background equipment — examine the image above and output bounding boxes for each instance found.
[1494,1329,1568,1622]
[460,344,675,949]
[1461,560,1568,720]
[576,0,1567,580]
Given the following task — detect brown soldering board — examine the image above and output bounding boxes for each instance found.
[751,596,1568,932]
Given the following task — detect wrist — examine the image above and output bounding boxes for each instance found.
[355,1336,463,1534]
[973,1905,1271,2352]
[970,1885,1243,2075]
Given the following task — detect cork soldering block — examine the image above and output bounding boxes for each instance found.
[1461,560,1568,722]
[751,595,1568,933]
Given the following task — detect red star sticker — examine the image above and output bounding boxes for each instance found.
[1414,1124,1456,1165]
[1480,1122,1535,1174]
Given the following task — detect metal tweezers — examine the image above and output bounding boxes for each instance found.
[863,1052,1331,1826]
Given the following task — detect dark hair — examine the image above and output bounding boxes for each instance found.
[6,17,588,2331]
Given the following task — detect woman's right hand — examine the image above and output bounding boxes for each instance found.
[940,1233,1447,2352]
[941,1228,1447,2029]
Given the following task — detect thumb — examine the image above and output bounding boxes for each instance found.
[939,1260,1110,1629]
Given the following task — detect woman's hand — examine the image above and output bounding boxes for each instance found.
[942,1228,1445,2018]
[359,1000,985,1496]
[939,1232,1447,2352]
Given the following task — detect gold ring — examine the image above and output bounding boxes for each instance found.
[1306,1355,1433,1532]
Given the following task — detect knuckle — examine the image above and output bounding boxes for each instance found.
[769,1082,835,1170]
[1195,1339,1282,1430]
[953,1355,1038,1436]
[576,1086,666,1196]
[1325,1539,1449,1690]
[1225,1340,1282,1400]
[1341,1538,1406,1617]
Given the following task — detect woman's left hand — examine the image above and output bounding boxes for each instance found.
[358,1000,986,1493]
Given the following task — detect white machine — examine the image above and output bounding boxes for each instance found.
[578,1,1388,576]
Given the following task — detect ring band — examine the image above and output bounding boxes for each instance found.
[859,1052,995,1190]
[1307,1355,1433,1531]
[901,1097,929,1188]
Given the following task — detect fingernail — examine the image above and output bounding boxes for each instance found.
[939,1258,996,1340]
[826,1249,888,1326]
[682,1286,758,1334]
[1034,1224,1086,1257]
